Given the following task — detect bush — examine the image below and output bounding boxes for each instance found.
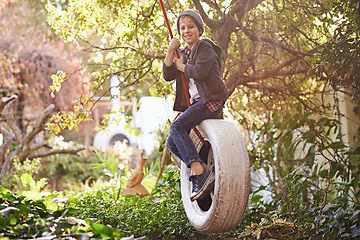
[69,169,208,239]
[0,188,90,239]
[233,103,360,239]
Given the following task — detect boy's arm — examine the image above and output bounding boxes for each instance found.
[163,38,181,81]
[162,62,177,81]
[164,38,181,66]
[184,42,218,80]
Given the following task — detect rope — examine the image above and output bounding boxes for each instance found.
[158,0,190,106]
[158,0,210,145]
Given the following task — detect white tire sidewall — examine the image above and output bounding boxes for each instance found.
[181,119,250,233]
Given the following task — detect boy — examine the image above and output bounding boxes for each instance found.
[163,9,228,201]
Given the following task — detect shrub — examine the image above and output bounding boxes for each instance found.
[70,169,208,239]
[0,189,89,239]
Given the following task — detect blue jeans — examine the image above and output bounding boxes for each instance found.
[166,99,222,167]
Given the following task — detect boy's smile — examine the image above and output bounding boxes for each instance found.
[179,16,202,49]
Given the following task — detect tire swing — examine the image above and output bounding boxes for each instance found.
[158,1,251,233]
[181,119,250,233]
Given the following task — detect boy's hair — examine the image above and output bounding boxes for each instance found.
[177,9,204,36]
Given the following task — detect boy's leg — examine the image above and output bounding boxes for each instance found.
[168,100,222,201]
[166,136,207,174]
[166,135,182,160]
[166,137,212,200]
[168,100,221,166]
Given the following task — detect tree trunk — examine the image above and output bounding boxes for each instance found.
[0,96,84,182]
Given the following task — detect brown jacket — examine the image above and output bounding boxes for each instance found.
[162,38,229,112]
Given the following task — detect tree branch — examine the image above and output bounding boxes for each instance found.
[230,0,264,18]
[192,0,218,29]
[239,22,320,57]
[0,95,17,112]
[27,147,86,160]
[201,0,223,18]
[22,104,55,149]
[0,127,14,169]
[3,102,22,142]
[30,143,51,152]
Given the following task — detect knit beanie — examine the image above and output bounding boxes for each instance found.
[177,9,204,36]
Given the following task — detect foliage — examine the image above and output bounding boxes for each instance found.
[0,99,85,181]
[0,0,88,179]
[316,203,360,239]
[0,135,94,194]
[0,168,209,240]
[37,140,102,192]
[0,0,88,119]
[0,189,82,239]
[88,148,131,202]
[70,169,205,239]
[39,147,219,239]
[232,102,360,239]
[318,0,360,104]
[0,145,162,240]
[0,188,139,239]
[43,0,344,133]
[1,0,359,239]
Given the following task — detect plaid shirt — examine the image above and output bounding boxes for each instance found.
[206,100,224,112]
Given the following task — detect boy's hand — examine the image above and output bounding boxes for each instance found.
[174,56,185,72]
[164,38,181,67]
[168,38,181,51]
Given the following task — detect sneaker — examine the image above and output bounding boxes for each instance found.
[189,167,215,202]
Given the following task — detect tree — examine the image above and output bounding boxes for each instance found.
[0,0,88,179]
[317,0,360,104]
[0,0,88,130]
[43,0,348,185]
[0,97,85,179]
[43,0,360,176]
[45,0,340,119]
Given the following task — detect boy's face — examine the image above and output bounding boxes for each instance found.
[179,16,202,49]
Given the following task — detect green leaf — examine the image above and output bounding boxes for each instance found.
[318,169,328,178]
[86,219,116,238]
[67,196,82,205]
[45,194,59,211]
[134,128,141,136]
[20,173,33,187]
[36,178,47,190]
[0,186,10,194]
[0,207,19,219]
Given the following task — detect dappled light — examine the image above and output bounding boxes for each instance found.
[1,0,359,239]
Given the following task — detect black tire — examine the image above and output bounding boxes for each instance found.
[181,119,250,233]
